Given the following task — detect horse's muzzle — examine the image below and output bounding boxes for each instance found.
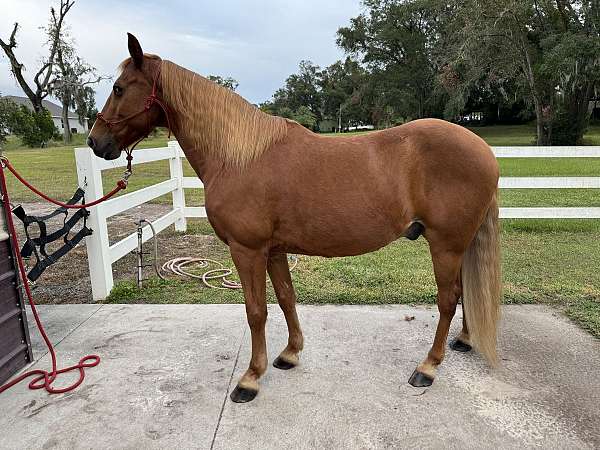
[88,134,121,160]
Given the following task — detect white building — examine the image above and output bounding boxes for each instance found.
[2,95,88,135]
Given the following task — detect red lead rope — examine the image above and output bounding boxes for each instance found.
[0,164,100,395]
[0,64,170,395]
[1,156,130,209]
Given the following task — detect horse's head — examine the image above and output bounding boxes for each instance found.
[87,33,165,160]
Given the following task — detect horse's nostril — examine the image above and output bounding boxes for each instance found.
[87,136,96,150]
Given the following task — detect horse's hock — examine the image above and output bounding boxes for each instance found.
[0,183,33,385]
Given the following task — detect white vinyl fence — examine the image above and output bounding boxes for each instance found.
[74,142,600,301]
[75,141,206,300]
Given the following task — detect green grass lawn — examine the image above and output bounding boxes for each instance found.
[2,126,599,337]
[469,123,600,146]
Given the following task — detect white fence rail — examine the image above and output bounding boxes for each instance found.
[492,146,600,220]
[74,143,600,300]
[75,141,206,300]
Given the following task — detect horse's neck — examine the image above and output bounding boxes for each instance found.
[160,99,224,184]
[171,127,222,184]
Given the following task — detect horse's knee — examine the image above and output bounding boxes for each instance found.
[246,306,267,328]
[276,291,296,310]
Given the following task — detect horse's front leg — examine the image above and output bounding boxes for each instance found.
[268,252,304,370]
[229,242,268,403]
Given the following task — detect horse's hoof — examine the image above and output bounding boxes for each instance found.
[450,338,472,353]
[408,370,434,387]
[230,385,258,403]
[273,356,296,370]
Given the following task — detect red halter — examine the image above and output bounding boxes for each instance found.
[95,63,172,172]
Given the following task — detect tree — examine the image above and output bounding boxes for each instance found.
[207,75,239,91]
[272,61,324,123]
[292,105,318,129]
[51,36,104,143]
[337,0,449,121]
[442,0,600,144]
[0,0,74,113]
[260,102,318,129]
[263,58,376,130]
[319,58,371,129]
[86,106,99,130]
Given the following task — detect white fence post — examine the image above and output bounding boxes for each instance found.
[168,140,187,232]
[75,148,114,301]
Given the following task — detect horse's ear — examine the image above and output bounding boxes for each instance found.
[127,33,144,69]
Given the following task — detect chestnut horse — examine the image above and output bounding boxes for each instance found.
[89,34,501,403]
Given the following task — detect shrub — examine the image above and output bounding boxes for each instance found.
[8,106,58,148]
[551,107,589,145]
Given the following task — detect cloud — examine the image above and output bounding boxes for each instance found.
[0,0,362,108]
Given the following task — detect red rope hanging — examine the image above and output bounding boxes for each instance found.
[1,157,129,209]
[0,165,100,395]
[0,62,172,395]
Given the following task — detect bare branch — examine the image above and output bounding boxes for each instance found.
[0,22,41,109]
[0,23,19,51]
[0,1,76,113]
[35,0,76,98]
[80,75,110,86]
[8,23,18,48]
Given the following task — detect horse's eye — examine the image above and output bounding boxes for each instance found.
[113,85,123,97]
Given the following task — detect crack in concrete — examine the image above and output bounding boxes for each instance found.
[28,304,104,366]
[210,325,246,450]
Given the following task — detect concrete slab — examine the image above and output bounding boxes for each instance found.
[25,304,102,357]
[1,305,599,449]
[1,305,246,449]
[216,305,600,449]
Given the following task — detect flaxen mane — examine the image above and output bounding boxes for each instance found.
[160,60,288,165]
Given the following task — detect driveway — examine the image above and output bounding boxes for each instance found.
[1,304,598,449]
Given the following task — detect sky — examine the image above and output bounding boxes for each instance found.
[0,0,363,109]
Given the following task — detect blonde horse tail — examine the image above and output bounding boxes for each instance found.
[461,191,502,365]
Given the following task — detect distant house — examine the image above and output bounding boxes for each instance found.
[1,95,88,135]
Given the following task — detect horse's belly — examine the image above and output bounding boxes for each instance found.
[274,212,402,257]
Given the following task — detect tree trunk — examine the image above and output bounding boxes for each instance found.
[532,96,551,145]
[61,95,71,144]
[518,32,553,145]
[0,39,44,113]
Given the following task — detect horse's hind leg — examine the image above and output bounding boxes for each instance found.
[268,252,304,370]
[450,304,472,353]
[229,243,268,403]
[409,247,463,387]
